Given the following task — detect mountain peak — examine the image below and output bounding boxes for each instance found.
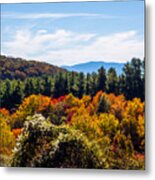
[62,61,125,75]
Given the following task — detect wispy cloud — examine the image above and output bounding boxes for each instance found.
[2,29,144,66]
[2,12,119,20]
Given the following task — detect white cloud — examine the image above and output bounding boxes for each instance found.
[2,29,144,66]
[2,12,118,20]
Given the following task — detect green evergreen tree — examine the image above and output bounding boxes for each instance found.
[10,81,23,110]
[97,66,106,92]
[122,58,143,100]
[54,72,66,98]
[43,76,52,96]
[86,73,91,95]
[78,72,85,98]
[70,72,78,96]
[64,73,70,95]
[106,68,118,94]
[24,79,34,97]
[35,78,44,94]
[2,79,11,109]
[91,72,97,96]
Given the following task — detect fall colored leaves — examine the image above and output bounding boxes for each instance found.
[0,91,144,168]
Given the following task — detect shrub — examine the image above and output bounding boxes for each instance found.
[11,114,105,168]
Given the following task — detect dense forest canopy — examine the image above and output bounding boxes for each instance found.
[0,55,145,169]
[0,92,144,169]
[0,55,145,111]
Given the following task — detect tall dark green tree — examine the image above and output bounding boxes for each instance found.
[118,74,126,95]
[106,68,118,94]
[86,73,91,95]
[64,73,70,95]
[10,81,23,110]
[77,72,85,98]
[91,72,97,96]
[35,78,44,95]
[24,79,34,97]
[2,79,12,109]
[43,76,52,96]
[97,66,106,92]
[53,74,60,98]
[122,58,144,100]
[54,72,66,98]
[70,72,78,96]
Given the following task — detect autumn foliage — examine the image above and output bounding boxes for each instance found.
[0,91,145,169]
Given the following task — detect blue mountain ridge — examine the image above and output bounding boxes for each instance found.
[61,61,125,75]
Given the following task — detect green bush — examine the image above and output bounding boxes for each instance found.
[10,114,105,168]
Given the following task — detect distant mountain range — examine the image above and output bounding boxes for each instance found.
[0,55,125,80]
[62,61,125,75]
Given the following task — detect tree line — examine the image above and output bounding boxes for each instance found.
[0,58,145,111]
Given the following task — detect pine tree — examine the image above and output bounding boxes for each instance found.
[24,79,34,97]
[43,76,52,96]
[54,72,66,98]
[97,66,106,92]
[2,79,11,109]
[78,72,85,98]
[86,73,91,95]
[91,72,97,96]
[122,58,143,100]
[106,68,118,94]
[10,81,23,110]
[70,72,78,96]
[64,73,69,95]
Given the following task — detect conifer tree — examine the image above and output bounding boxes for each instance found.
[97,66,106,92]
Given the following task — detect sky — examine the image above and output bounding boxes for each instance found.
[1,1,145,66]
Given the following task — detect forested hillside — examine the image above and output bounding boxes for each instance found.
[0,56,145,112]
[0,56,145,169]
[0,55,66,80]
[0,0,145,170]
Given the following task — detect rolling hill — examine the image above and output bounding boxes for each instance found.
[0,55,67,80]
[62,61,125,75]
[0,55,125,80]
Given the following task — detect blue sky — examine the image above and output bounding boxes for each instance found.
[1,1,144,66]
